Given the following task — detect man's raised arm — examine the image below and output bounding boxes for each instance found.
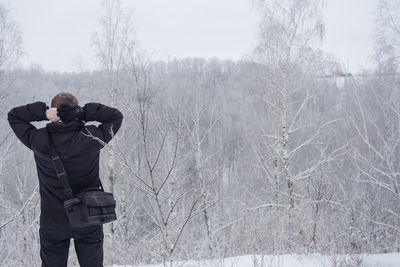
[7,102,50,149]
[81,103,123,145]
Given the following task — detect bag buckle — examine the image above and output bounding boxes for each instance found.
[64,188,72,195]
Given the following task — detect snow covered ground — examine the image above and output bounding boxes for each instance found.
[110,253,400,267]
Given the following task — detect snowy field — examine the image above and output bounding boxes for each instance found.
[109,253,400,267]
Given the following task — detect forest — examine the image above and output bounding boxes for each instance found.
[0,0,399,266]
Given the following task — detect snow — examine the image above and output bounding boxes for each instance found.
[109,253,400,267]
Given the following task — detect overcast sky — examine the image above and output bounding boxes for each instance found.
[2,0,377,73]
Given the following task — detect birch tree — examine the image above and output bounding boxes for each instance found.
[92,0,135,235]
[0,5,22,78]
[250,0,346,251]
[374,0,400,72]
[346,73,400,251]
[0,5,29,265]
[180,98,223,256]
[335,0,400,252]
[0,3,22,172]
[115,49,220,264]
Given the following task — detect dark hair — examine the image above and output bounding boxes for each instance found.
[51,92,78,108]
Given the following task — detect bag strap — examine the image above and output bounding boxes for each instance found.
[99,178,104,191]
[48,134,73,197]
[47,131,105,196]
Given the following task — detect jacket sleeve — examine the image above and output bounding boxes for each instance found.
[82,103,123,146]
[7,102,48,150]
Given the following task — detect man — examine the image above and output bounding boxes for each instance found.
[8,92,123,267]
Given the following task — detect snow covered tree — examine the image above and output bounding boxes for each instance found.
[92,0,135,236]
[374,0,400,72]
[249,0,347,252]
[0,5,22,77]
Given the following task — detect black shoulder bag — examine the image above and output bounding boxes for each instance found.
[49,136,117,228]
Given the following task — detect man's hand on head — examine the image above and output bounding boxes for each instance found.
[57,104,85,122]
[46,108,60,122]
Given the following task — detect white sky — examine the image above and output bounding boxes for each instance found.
[1,0,377,73]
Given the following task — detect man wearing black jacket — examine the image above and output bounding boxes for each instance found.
[8,92,123,267]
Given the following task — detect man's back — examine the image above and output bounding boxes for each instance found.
[8,96,123,267]
[8,101,123,229]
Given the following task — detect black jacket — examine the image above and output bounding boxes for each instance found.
[8,102,123,230]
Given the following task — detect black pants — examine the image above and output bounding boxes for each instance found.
[39,226,104,267]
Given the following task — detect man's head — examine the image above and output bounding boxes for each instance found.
[51,92,78,108]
